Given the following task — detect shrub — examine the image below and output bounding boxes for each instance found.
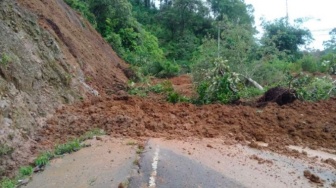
[300,55,318,73]
[0,177,15,188]
[166,92,189,104]
[142,61,180,78]
[149,81,174,94]
[19,166,33,177]
[290,74,336,101]
[192,58,242,104]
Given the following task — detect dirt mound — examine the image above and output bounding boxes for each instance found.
[35,95,336,154]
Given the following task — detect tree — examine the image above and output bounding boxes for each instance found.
[260,18,313,61]
[322,28,336,74]
[323,28,336,52]
[207,0,254,27]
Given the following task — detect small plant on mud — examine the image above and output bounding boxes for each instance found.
[0,177,16,188]
[54,139,81,155]
[126,141,137,146]
[149,81,174,94]
[0,144,14,156]
[0,53,11,66]
[79,128,106,142]
[166,91,189,104]
[19,166,33,177]
[128,86,148,97]
[35,151,54,167]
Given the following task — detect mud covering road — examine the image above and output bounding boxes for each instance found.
[26,137,336,188]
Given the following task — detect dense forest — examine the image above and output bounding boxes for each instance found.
[65,0,336,103]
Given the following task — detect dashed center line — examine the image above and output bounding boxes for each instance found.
[149,147,160,187]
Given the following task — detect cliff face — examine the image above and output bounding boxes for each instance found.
[0,0,128,177]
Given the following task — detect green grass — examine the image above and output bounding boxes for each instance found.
[0,53,11,66]
[34,151,54,167]
[79,128,105,142]
[0,177,16,188]
[19,166,33,177]
[54,139,81,155]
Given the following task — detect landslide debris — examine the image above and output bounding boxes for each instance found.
[37,94,336,153]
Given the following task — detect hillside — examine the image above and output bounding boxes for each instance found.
[0,0,128,177]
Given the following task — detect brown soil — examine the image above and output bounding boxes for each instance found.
[303,170,323,185]
[35,87,336,153]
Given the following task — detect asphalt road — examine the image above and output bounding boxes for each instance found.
[129,138,336,188]
[25,137,336,188]
[129,145,245,188]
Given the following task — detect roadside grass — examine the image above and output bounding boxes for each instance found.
[0,129,105,187]
[136,145,144,155]
[34,151,54,167]
[18,166,33,177]
[54,139,81,155]
[0,177,15,188]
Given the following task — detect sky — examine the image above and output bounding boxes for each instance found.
[244,0,336,50]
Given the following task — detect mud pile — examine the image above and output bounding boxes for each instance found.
[39,95,336,152]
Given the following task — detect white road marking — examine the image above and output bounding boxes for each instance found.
[149,147,160,187]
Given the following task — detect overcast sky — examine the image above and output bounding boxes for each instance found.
[244,0,336,50]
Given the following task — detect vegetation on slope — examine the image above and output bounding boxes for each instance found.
[65,0,336,103]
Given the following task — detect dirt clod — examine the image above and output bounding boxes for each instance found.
[303,170,323,184]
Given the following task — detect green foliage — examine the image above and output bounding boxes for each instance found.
[0,177,15,188]
[19,166,33,178]
[239,87,264,99]
[252,60,298,86]
[54,139,81,155]
[142,60,180,78]
[64,0,96,26]
[208,0,254,26]
[323,28,336,52]
[128,86,148,97]
[300,55,318,73]
[167,92,189,104]
[290,74,336,101]
[0,144,13,156]
[321,53,336,75]
[149,81,174,93]
[192,58,241,104]
[261,18,313,61]
[34,151,54,167]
